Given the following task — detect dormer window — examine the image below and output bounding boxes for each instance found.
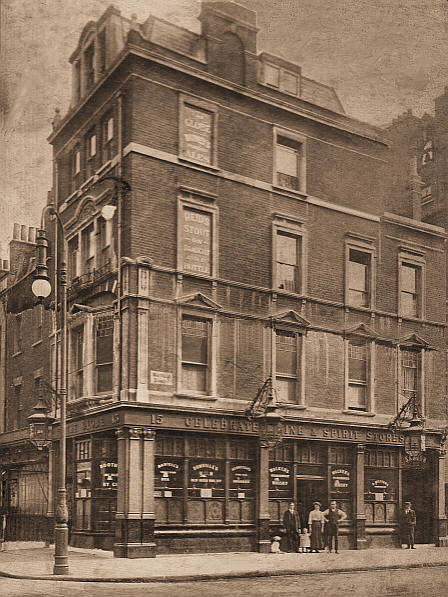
[263,61,299,96]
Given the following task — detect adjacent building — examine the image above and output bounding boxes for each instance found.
[1,1,447,556]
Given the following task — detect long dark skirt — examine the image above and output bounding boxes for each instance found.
[310,521,323,550]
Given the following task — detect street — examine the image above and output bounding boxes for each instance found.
[2,566,448,597]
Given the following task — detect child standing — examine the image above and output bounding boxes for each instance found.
[300,528,311,553]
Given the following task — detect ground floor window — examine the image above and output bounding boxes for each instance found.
[154,433,256,525]
[364,447,398,524]
[73,433,117,532]
[268,441,353,525]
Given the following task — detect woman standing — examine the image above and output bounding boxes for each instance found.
[308,501,325,552]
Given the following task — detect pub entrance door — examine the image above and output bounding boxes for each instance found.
[402,464,433,544]
[296,475,327,526]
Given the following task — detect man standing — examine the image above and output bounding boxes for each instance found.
[282,502,301,553]
[402,501,417,549]
[323,501,347,553]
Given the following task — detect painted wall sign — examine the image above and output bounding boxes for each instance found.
[150,371,173,386]
[181,104,213,164]
[182,207,212,275]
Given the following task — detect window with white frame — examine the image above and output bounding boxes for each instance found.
[400,348,419,410]
[95,314,113,393]
[347,338,368,411]
[71,145,81,193]
[274,131,305,193]
[348,249,371,308]
[179,95,217,167]
[97,217,111,270]
[102,114,114,163]
[276,230,301,292]
[86,129,97,179]
[275,329,300,403]
[264,62,280,87]
[72,326,84,399]
[181,315,210,394]
[399,256,424,318]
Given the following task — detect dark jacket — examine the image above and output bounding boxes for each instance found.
[283,509,301,533]
[402,508,416,526]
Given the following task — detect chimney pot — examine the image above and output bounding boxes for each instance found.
[13,223,20,240]
[28,227,36,243]
[21,225,27,241]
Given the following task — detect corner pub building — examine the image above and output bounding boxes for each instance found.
[37,1,448,556]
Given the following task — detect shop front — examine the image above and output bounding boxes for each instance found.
[61,406,447,555]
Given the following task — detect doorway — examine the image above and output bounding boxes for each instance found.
[402,466,433,543]
[296,476,327,527]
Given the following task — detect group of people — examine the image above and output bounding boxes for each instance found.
[278,499,418,554]
[282,501,347,554]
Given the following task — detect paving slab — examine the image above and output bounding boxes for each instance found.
[0,545,447,583]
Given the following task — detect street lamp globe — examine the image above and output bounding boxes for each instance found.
[101,204,116,221]
[32,277,52,299]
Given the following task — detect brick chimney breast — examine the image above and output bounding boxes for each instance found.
[200,1,258,87]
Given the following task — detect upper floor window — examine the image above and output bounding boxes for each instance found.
[276,230,301,292]
[84,42,95,91]
[72,326,84,399]
[181,316,210,394]
[68,236,79,280]
[71,145,81,193]
[347,338,368,411]
[97,217,111,269]
[274,130,306,193]
[399,255,424,319]
[179,95,217,167]
[81,224,95,274]
[96,314,113,393]
[400,348,419,410]
[275,329,300,404]
[102,115,114,163]
[86,130,97,178]
[348,249,371,308]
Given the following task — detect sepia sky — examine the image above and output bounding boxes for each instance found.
[1,0,448,255]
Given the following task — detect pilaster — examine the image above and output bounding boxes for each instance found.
[113,427,156,558]
[355,443,368,549]
[257,439,273,553]
[435,449,448,546]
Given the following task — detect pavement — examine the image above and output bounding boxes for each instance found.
[0,544,447,583]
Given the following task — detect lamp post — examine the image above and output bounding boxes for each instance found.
[32,216,69,575]
[28,391,54,451]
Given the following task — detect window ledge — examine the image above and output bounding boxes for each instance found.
[178,156,220,172]
[272,185,307,200]
[96,160,112,176]
[11,351,22,358]
[175,393,218,401]
[32,340,43,348]
[277,403,306,410]
[343,410,376,417]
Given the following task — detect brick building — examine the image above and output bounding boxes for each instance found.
[2,1,447,555]
[0,223,54,543]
